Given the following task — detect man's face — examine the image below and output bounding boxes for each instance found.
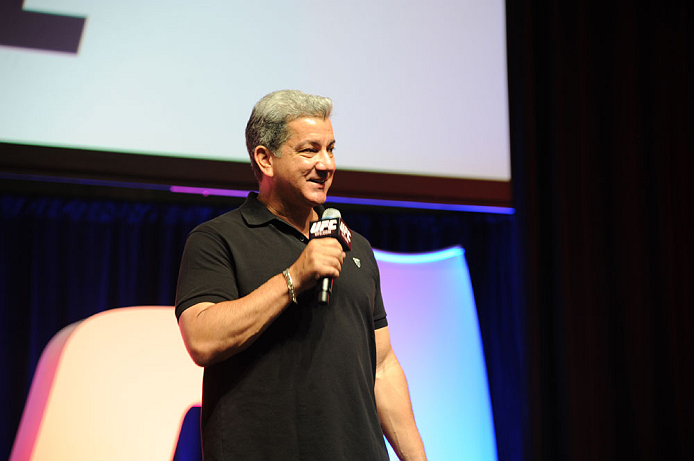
[271,116,336,208]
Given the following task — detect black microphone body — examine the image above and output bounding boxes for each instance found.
[309,208,352,304]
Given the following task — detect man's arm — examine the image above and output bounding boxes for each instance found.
[375,326,427,461]
[178,237,345,367]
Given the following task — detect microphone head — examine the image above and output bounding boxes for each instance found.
[310,207,352,251]
[322,208,341,219]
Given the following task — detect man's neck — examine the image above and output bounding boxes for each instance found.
[256,191,318,237]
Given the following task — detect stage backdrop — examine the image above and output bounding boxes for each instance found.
[0,189,523,461]
[9,248,497,461]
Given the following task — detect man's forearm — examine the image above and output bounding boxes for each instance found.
[178,271,294,367]
[375,354,427,461]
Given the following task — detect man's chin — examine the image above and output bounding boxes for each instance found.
[304,190,329,207]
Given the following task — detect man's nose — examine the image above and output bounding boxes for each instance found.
[315,150,335,170]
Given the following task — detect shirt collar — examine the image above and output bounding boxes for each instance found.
[240,192,326,227]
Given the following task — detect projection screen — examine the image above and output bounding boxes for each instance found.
[0,0,511,206]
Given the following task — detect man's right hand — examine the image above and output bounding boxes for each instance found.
[289,238,346,294]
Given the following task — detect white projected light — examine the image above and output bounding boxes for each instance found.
[0,0,510,182]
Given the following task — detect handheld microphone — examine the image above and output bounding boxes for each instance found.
[309,208,352,304]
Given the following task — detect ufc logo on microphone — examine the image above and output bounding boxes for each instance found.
[310,219,338,236]
[309,216,352,251]
[339,221,352,245]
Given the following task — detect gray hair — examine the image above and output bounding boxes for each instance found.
[246,89,333,182]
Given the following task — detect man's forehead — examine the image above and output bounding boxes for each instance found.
[287,115,330,128]
[286,117,335,141]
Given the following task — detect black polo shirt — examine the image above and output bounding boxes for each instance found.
[175,192,389,461]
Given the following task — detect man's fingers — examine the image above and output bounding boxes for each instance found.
[293,238,346,290]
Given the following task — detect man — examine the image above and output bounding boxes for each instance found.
[175,90,427,460]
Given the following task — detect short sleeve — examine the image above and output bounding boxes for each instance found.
[370,248,388,330]
[175,229,238,319]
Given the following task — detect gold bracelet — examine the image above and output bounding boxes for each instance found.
[282,268,297,304]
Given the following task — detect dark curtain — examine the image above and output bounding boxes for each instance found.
[507,1,690,460]
[0,191,523,461]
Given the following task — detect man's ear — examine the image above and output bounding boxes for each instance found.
[254,146,275,178]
